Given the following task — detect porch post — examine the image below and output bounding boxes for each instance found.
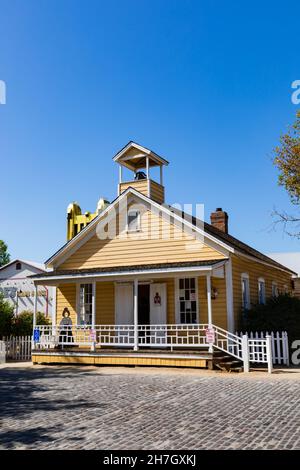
[225,259,234,332]
[118,165,123,195]
[133,278,139,351]
[206,274,213,353]
[91,281,96,351]
[160,165,163,186]
[146,156,150,197]
[33,284,38,329]
[32,284,38,349]
[206,274,212,326]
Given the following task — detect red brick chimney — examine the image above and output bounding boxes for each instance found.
[210,208,229,233]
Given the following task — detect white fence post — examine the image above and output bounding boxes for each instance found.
[242,334,250,373]
[0,340,6,363]
[283,331,290,366]
[266,335,273,374]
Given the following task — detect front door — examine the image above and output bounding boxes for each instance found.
[138,284,150,324]
[115,283,134,345]
[150,283,167,345]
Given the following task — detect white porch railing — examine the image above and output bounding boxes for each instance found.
[32,324,273,373]
[33,324,209,349]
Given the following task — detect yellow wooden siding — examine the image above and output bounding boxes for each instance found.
[165,278,175,323]
[149,180,164,204]
[293,278,300,298]
[59,208,225,270]
[96,282,115,324]
[119,180,149,197]
[232,254,293,329]
[56,284,77,325]
[32,353,207,368]
[198,277,227,329]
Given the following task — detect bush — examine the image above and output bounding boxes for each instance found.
[0,293,14,337]
[12,310,50,336]
[241,293,300,345]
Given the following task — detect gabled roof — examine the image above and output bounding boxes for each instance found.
[203,222,296,274]
[113,141,169,170]
[43,186,295,275]
[267,252,300,276]
[45,186,233,267]
[0,259,45,272]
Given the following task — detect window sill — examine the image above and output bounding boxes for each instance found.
[126,229,143,234]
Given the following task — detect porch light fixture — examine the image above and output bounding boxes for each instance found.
[211,286,218,300]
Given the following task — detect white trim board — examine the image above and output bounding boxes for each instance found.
[33,261,227,285]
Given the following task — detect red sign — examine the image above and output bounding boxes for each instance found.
[205,327,215,344]
[89,329,96,341]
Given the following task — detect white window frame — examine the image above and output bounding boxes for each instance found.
[76,283,93,325]
[241,273,250,310]
[272,281,279,298]
[258,277,266,305]
[175,277,199,324]
[127,209,141,232]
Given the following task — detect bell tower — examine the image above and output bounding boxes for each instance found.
[113,141,169,204]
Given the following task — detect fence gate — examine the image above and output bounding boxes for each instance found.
[237,331,289,366]
[2,336,32,362]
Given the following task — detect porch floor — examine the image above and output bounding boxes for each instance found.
[32,347,212,368]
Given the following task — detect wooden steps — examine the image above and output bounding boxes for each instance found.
[209,350,243,373]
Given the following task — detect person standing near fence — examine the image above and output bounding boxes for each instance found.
[59,308,73,347]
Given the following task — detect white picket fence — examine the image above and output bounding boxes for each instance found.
[0,340,5,363]
[2,336,32,362]
[237,331,289,366]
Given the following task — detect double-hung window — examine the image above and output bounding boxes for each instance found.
[241,273,250,310]
[78,283,93,324]
[272,282,279,298]
[177,278,198,324]
[258,278,266,304]
[127,210,141,232]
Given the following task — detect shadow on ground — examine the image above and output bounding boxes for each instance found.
[0,367,103,449]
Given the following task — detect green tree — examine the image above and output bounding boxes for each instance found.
[0,240,10,267]
[273,110,300,236]
[0,292,14,337]
[241,294,300,348]
[12,310,50,336]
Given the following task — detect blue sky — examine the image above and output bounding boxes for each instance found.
[0,0,300,262]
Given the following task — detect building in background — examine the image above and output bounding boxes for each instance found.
[268,252,300,297]
[67,198,110,241]
[0,259,53,319]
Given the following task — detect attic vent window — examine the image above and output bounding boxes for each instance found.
[127,210,141,232]
[16,262,22,270]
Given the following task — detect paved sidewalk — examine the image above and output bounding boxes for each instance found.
[0,364,299,449]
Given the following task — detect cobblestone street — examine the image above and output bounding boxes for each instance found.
[0,365,299,450]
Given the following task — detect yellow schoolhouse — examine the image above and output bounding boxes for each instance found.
[31,142,294,371]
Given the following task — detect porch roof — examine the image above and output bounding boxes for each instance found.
[30,259,227,284]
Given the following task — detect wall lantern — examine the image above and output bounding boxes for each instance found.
[211,286,219,300]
